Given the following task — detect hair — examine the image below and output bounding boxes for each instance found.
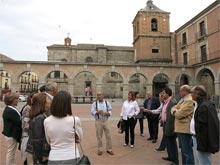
[181,85,191,93]
[134,91,139,98]
[4,92,19,105]
[163,86,172,96]
[45,82,57,92]
[29,92,48,118]
[50,91,72,118]
[192,86,207,105]
[39,85,46,92]
[128,91,136,101]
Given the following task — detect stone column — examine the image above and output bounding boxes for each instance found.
[96,81,102,95]
[214,81,220,95]
[122,83,129,100]
[68,79,74,97]
[146,84,153,93]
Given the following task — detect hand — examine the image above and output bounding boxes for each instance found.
[171,108,177,115]
[144,109,151,113]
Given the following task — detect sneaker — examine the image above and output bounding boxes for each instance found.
[130,145,134,148]
[140,134,144,137]
[123,143,127,147]
[98,150,103,155]
[154,148,165,152]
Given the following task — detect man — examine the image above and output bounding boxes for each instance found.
[171,85,194,165]
[143,91,160,143]
[158,87,179,165]
[44,81,58,100]
[191,86,219,164]
[91,91,114,155]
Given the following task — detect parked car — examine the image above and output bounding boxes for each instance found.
[19,95,27,102]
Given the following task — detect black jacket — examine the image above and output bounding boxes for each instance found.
[194,100,219,154]
[165,98,177,136]
[143,97,160,118]
[26,113,50,163]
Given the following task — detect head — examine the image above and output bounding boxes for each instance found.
[179,85,191,97]
[161,86,172,100]
[45,81,58,96]
[29,92,51,118]
[146,91,152,99]
[50,91,72,118]
[158,92,164,102]
[4,92,19,106]
[97,91,104,102]
[191,85,207,104]
[128,91,135,101]
[134,92,140,100]
[39,85,46,92]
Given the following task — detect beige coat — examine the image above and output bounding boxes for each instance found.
[171,94,194,134]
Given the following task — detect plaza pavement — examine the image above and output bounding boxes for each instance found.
[0,100,219,165]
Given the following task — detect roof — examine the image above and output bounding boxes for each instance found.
[140,0,168,13]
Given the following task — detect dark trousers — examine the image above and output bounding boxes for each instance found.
[157,122,167,150]
[135,118,144,134]
[123,118,136,145]
[177,133,194,165]
[167,135,179,164]
[147,114,159,139]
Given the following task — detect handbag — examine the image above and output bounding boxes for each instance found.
[74,117,91,165]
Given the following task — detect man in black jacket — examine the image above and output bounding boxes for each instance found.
[143,91,160,143]
[191,86,219,164]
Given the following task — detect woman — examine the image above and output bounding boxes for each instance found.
[44,91,83,165]
[20,93,35,165]
[26,92,51,164]
[2,92,22,165]
[134,92,145,136]
[120,91,140,148]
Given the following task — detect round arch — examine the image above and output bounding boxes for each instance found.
[152,73,169,97]
[102,71,123,98]
[196,68,215,96]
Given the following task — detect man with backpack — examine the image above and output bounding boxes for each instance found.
[91,91,114,156]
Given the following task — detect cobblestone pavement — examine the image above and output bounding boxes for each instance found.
[0,100,219,164]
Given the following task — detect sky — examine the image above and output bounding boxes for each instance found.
[0,0,216,61]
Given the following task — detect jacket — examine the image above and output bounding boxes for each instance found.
[26,113,50,163]
[143,97,160,119]
[2,106,22,142]
[172,94,194,134]
[194,100,219,154]
[165,98,177,136]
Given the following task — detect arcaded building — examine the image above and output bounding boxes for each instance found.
[0,0,219,101]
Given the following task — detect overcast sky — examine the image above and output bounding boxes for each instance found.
[0,0,215,61]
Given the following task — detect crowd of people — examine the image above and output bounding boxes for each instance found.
[1,82,219,165]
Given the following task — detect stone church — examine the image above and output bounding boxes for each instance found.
[0,0,219,101]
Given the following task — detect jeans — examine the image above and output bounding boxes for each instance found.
[177,133,194,165]
[167,135,179,164]
[192,136,212,165]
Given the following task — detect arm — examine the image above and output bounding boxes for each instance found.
[134,101,140,116]
[172,100,194,119]
[74,116,83,142]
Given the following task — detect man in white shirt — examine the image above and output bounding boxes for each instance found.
[91,91,114,156]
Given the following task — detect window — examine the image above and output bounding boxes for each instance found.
[199,21,206,37]
[182,32,187,46]
[200,45,207,62]
[152,49,159,53]
[151,18,158,32]
[54,71,60,78]
[85,57,93,63]
[183,52,188,65]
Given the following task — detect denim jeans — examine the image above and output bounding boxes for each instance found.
[167,135,179,164]
[157,122,167,150]
[192,136,212,165]
[177,133,194,165]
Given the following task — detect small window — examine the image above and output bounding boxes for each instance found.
[54,71,60,78]
[151,18,158,32]
[182,32,187,45]
[200,45,207,62]
[152,49,159,53]
[183,52,188,65]
[85,57,93,63]
[199,21,206,37]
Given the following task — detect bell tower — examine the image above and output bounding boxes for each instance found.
[133,0,172,63]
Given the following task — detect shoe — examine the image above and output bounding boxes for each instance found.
[130,145,134,148]
[123,143,128,147]
[98,150,103,155]
[147,137,153,140]
[152,139,157,143]
[140,134,144,137]
[154,148,165,152]
[106,150,114,155]
[162,157,172,161]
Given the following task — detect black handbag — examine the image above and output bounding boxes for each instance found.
[74,117,91,165]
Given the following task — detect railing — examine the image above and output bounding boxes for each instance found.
[72,96,96,104]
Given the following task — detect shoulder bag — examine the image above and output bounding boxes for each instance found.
[74,117,91,165]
